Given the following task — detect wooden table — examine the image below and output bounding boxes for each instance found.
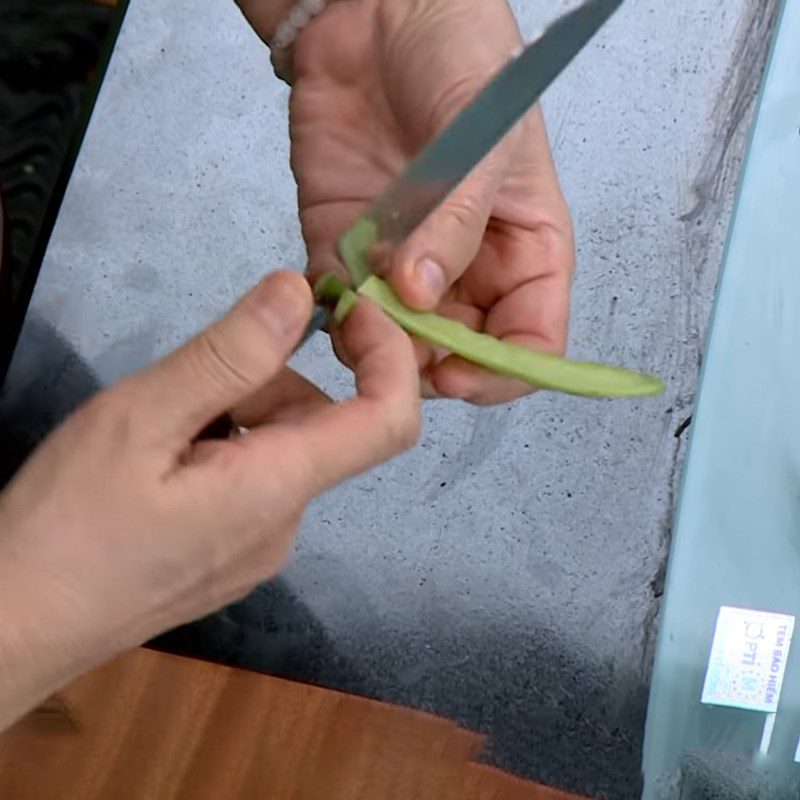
[0,649,589,799]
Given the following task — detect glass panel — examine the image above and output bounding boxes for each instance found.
[642,1,800,797]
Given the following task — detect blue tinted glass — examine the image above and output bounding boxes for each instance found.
[643,2,800,797]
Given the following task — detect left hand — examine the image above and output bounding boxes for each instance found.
[239,0,575,405]
[0,272,420,730]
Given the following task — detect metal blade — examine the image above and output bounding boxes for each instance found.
[364,0,624,245]
[296,304,330,349]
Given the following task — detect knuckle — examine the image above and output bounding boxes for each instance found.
[550,324,569,357]
[536,222,576,278]
[79,387,116,422]
[466,394,499,408]
[381,401,421,454]
[194,328,258,395]
[444,196,483,232]
[429,73,488,131]
[73,383,138,446]
[290,444,327,499]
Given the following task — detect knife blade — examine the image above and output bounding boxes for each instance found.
[362,0,624,249]
[197,304,331,441]
[296,303,329,349]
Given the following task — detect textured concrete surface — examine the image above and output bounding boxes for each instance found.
[0,1,777,798]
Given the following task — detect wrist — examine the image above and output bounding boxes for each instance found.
[237,0,332,83]
[236,0,296,42]
[0,561,64,729]
[0,551,117,731]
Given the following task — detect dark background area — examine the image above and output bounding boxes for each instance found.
[0,0,123,386]
[0,0,124,482]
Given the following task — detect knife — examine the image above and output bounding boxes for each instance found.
[300,0,623,342]
[360,0,624,252]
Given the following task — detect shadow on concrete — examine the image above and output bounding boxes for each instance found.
[1,315,646,799]
[0,313,99,485]
[154,585,648,800]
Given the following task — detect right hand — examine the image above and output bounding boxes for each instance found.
[0,271,420,727]
[282,0,575,405]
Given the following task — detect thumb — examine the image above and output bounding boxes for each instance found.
[131,271,313,449]
[378,0,523,310]
[384,152,509,310]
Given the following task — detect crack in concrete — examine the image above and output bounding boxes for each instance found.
[680,0,783,224]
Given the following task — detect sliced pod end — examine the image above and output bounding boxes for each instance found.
[314,272,349,304]
[313,272,357,327]
[333,291,358,326]
[337,217,379,287]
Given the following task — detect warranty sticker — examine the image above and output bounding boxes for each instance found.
[701,606,795,713]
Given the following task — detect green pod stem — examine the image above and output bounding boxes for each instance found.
[338,218,378,288]
[329,217,663,398]
[315,273,664,399]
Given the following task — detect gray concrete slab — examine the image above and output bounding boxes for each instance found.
[0,1,779,797]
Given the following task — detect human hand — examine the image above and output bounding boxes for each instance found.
[239,0,575,405]
[0,271,419,728]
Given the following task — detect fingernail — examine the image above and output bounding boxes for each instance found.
[414,258,446,305]
[259,274,309,336]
